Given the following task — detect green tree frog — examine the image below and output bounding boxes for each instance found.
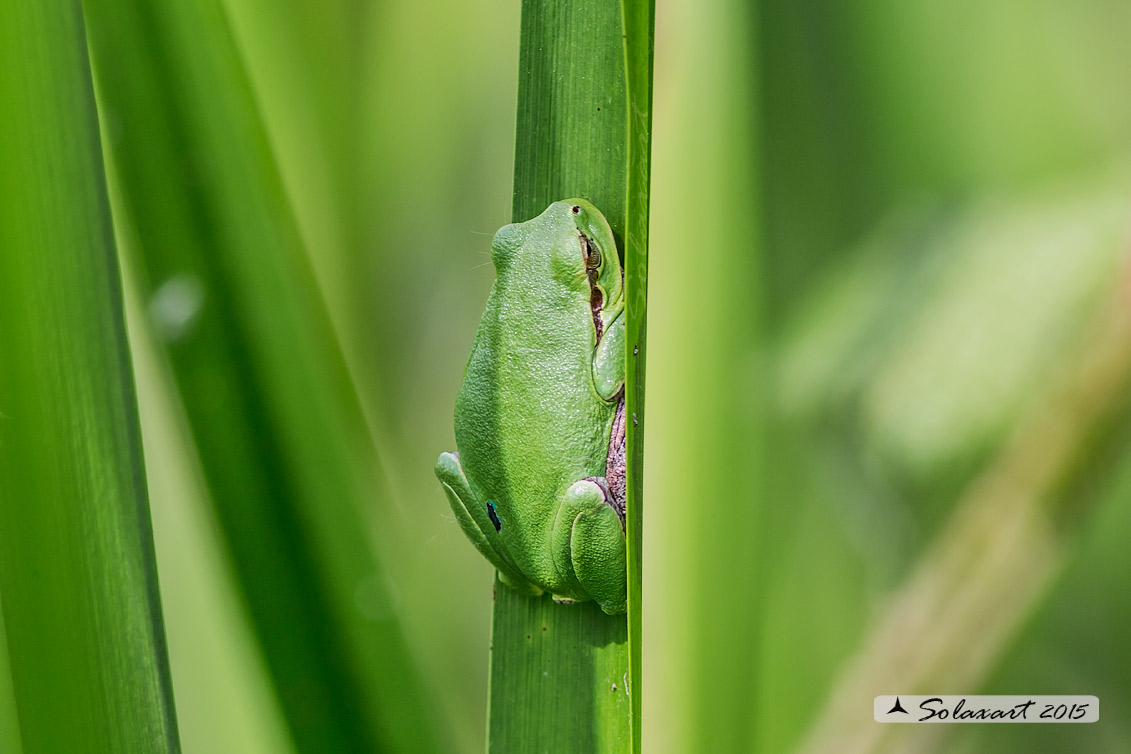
[435,199,627,615]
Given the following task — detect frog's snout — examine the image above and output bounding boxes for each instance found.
[489,222,526,268]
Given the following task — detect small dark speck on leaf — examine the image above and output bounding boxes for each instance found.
[526,634,532,640]
[597,107,601,111]
[633,345,638,355]
[541,626,547,632]
[612,683,617,692]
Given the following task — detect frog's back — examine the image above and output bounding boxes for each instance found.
[454,205,615,588]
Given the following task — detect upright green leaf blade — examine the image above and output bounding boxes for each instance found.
[511,1,628,223]
[0,2,180,751]
[644,0,762,750]
[80,0,448,751]
[622,3,655,749]
[490,1,653,752]
[489,592,631,751]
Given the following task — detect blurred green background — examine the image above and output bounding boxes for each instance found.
[6,0,1131,751]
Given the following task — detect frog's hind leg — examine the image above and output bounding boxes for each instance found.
[435,452,541,596]
[550,479,628,615]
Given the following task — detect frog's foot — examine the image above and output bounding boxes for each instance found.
[435,452,542,597]
[549,479,628,615]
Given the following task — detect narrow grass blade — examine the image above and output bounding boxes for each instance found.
[490,1,653,752]
[0,2,180,751]
[622,3,655,750]
[80,0,448,751]
[644,0,762,751]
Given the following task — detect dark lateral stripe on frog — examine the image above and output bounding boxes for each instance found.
[579,230,605,341]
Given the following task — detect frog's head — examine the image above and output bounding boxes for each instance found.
[489,199,624,336]
[563,198,624,327]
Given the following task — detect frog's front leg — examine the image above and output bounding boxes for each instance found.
[593,307,625,401]
[435,452,542,596]
[549,479,627,615]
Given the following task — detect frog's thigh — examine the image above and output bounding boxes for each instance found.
[551,480,628,615]
[435,452,541,596]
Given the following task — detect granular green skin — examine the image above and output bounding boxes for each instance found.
[436,199,627,615]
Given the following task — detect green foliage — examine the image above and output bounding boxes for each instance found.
[642,0,762,750]
[489,591,631,752]
[2,0,1130,751]
[80,0,446,750]
[0,2,179,751]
